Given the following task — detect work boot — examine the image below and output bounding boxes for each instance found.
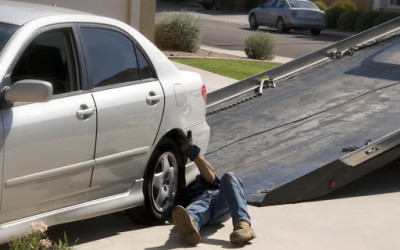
[230,220,256,244]
[172,205,201,245]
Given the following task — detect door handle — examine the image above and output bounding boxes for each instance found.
[146,91,162,105]
[76,105,96,119]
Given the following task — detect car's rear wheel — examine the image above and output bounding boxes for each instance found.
[310,29,321,36]
[276,17,288,33]
[127,138,181,225]
[249,14,259,30]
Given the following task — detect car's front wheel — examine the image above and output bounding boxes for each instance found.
[249,13,259,30]
[127,138,181,225]
[276,17,289,33]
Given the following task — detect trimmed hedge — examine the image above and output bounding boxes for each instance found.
[329,0,357,10]
[374,12,400,26]
[337,10,360,31]
[326,7,345,28]
[155,11,203,53]
[244,31,276,60]
[313,1,327,11]
[355,11,380,32]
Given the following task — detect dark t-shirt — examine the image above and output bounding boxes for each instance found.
[177,174,220,207]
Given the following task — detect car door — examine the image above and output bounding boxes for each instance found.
[0,27,96,221]
[258,0,278,25]
[77,26,164,199]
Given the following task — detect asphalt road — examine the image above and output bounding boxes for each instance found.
[201,18,351,58]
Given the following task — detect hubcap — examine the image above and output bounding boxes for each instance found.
[151,152,178,213]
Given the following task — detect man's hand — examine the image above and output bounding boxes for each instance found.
[179,131,200,161]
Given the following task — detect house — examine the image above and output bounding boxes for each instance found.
[10,0,156,41]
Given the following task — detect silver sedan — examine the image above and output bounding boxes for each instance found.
[0,1,209,243]
[249,0,326,36]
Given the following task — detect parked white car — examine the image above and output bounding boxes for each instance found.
[0,1,209,243]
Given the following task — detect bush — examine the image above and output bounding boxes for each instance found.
[355,11,380,32]
[326,7,345,28]
[155,11,202,53]
[329,0,357,11]
[373,12,400,26]
[337,10,360,31]
[244,31,276,60]
[313,1,327,11]
[219,0,237,11]
[244,0,263,10]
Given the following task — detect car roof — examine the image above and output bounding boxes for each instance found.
[0,0,89,26]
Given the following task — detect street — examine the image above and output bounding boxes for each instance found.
[156,2,353,59]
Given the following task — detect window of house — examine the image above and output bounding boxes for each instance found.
[80,28,140,87]
[11,29,79,95]
[389,0,400,6]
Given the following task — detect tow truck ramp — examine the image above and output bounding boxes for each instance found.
[205,18,400,206]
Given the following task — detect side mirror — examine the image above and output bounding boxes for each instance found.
[4,80,53,103]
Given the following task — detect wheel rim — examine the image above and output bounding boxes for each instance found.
[151,152,179,213]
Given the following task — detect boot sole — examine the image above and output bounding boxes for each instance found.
[172,205,201,245]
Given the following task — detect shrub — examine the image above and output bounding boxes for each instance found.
[326,7,345,28]
[155,11,202,53]
[355,11,380,32]
[337,10,360,31]
[373,12,400,26]
[244,0,263,10]
[313,1,327,11]
[219,0,237,11]
[329,0,357,11]
[244,31,276,60]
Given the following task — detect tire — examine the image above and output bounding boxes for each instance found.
[276,17,288,33]
[126,138,181,225]
[249,13,259,30]
[310,29,321,36]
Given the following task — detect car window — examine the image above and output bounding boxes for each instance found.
[135,45,155,80]
[0,22,18,54]
[264,0,278,8]
[273,0,287,8]
[10,29,79,95]
[289,0,318,9]
[80,27,140,88]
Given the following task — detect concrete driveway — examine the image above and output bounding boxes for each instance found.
[38,162,399,250]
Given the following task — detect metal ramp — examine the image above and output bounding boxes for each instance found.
[205,18,400,206]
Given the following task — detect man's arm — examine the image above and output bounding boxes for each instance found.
[194,154,216,183]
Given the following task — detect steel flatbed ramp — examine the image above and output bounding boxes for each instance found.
[205,21,400,206]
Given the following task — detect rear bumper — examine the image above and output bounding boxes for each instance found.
[286,17,326,30]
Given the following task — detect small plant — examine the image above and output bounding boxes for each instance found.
[244,31,276,60]
[313,0,327,11]
[355,11,380,32]
[155,11,203,53]
[337,10,360,31]
[8,221,77,250]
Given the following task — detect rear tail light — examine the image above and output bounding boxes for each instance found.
[291,10,298,17]
[201,84,207,104]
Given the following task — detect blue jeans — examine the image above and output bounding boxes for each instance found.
[186,172,251,231]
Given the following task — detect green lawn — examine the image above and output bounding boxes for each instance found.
[170,58,280,80]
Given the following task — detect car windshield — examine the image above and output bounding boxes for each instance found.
[0,22,18,54]
[289,0,318,9]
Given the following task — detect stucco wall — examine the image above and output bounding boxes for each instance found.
[10,0,155,41]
